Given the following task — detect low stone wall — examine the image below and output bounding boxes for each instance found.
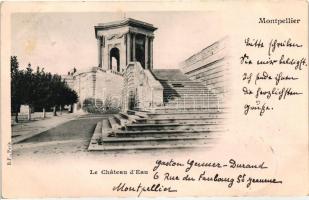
[179,37,229,97]
[64,67,124,112]
[95,69,124,109]
[122,62,163,111]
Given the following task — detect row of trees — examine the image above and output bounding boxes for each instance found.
[11,56,78,123]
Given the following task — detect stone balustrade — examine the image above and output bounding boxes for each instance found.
[122,62,163,111]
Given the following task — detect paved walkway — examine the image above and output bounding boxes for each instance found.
[12,114,111,159]
[11,112,83,144]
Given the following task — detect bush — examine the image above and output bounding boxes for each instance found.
[82,97,121,114]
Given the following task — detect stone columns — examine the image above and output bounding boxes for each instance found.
[132,33,136,61]
[97,36,103,67]
[126,33,131,65]
[97,36,105,68]
[145,36,149,69]
[149,37,154,69]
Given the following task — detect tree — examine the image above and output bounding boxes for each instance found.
[11,56,23,123]
[22,63,35,120]
[32,67,50,118]
[50,74,62,116]
[58,84,78,113]
[46,74,78,116]
[11,57,79,121]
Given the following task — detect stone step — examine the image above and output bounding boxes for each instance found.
[164,93,215,97]
[102,119,111,131]
[102,132,213,142]
[140,112,224,119]
[127,122,223,127]
[124,123,224,131]
[161,83,206,87]
[162,79,202,82]
[163,97,218,101]
[89,121,103,146]
[162,83,207,87]
[147,112,224,119]
[162,83,209,86]
[119,112,140,122]
[151,111,224,116]
[102,119,112,132]
[163,92,217,96]
[163,88,211,91]
[161,79,203,82]
[94,138,214,151]
[163,100,220,104]
[163,99,219,103]
[115,130,224,138]
[163,95,220,99]
[114,114,128,126]
[135,117,225,124]
[162,82,207,85]
[127,110,148,118]
[163,103,222,107]
[160,102,223,108]
[151,107,224,112]
[115,129,213,136]
[163,96,218,100]
[164,88,210,91]
[88,120,221,151]
[156,104,225,108]
[95,121,103,132]
[108,116,120,130]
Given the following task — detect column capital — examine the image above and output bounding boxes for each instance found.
[98,35,105,47]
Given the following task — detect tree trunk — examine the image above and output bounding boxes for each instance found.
[15,111,19,123]
[42,108,46,118]
[60,105,62,115]
[53,106,57,116]
[27,106,31,121]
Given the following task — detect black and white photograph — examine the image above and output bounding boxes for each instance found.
[1,1,308,198]
[10,11,229,156]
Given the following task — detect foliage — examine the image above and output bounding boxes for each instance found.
[10,56,78,122]
[82,97,121,114]
[11,56,22,113]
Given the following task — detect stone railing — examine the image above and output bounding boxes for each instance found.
[122,62,163,111]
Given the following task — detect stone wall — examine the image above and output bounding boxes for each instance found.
[71,68,96,107]
[179,37,229,98]
[122,62,163,111]
[95,69,124,108]
[64,67,124,111]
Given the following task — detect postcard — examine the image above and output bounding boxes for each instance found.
[1,1,308,198]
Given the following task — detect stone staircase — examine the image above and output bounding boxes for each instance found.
[88,69,226,151]
[152,69,223,109]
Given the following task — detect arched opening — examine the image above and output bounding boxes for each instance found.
[110,47,120,72]
[135,34,145,68]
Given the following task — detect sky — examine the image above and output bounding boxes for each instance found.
[12,11,226,75]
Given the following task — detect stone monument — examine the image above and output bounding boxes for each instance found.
[64,18,158,111]
[95,18,157,71]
